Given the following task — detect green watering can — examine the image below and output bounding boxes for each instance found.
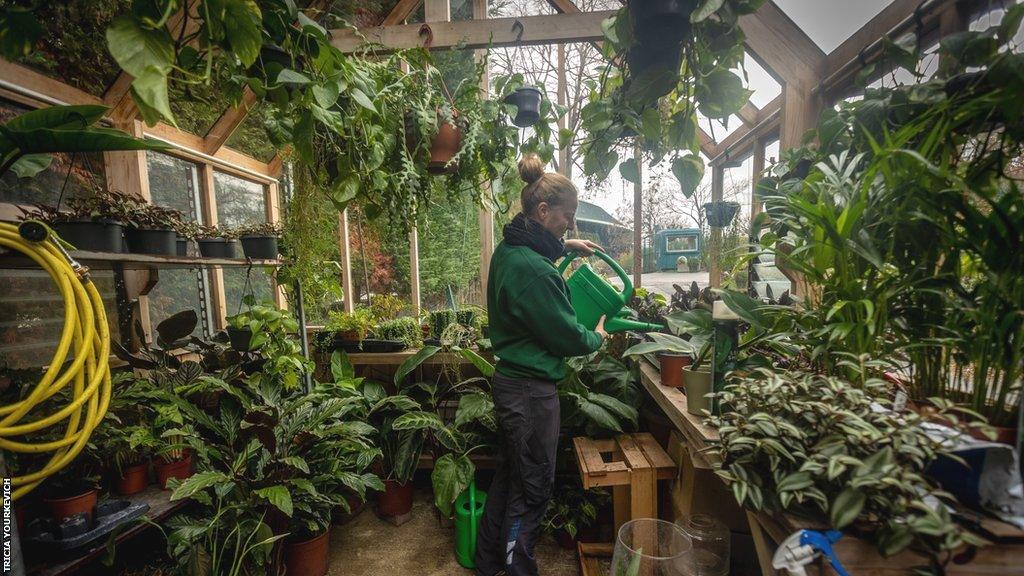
[557,250,663,334]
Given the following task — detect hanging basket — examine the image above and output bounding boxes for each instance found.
[503,86,543,127]
[703,201,740,228]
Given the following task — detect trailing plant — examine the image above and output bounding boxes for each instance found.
[709,366,986,570]
[226,297,312,390]
[580,0,764,196]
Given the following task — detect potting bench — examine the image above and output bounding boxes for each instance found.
[638,357,1024,576]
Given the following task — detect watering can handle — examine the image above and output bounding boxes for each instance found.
[557,250,634,300]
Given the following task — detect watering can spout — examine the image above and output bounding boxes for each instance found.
[557,251,664,335]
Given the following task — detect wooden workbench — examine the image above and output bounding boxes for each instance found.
[636,358,1024,576]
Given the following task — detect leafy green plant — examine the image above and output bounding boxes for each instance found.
[374,317,423,349]
[91,372,161,474]
[196,224,237,240]
[24,188,143,225]
[172,219,203,239]
[369,293,408,322]
[560,352,640,436]
[227,297,312,390]
[0,104,168,178]
[580,1,763,196]
[324,308,376,341]
[543,481,609,540]
[123,202,184,230]
[709,367,985,568]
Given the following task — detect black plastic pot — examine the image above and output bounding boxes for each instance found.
[240,235,279,260]
[52,219,124,253]
[503,86,543,127]
[703,201,740,228]
[125,228,177,255]
[227,326,253,352]
[175,237,189,257]
[627,0,693,76]
[198,238,238,259]
[251,44,305,89]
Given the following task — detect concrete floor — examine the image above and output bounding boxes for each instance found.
[607,271,709,297]
[329,485,580,576]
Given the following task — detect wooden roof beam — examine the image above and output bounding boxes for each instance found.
[740,1,826,88]
[737,102,760,126]
[203,88,259,154]
[708,95,781,166]
[331,10,615,52]
[383,0,424,25]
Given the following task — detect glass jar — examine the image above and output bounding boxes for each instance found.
[678,514,730,576]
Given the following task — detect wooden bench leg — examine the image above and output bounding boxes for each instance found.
[747,511,776,576]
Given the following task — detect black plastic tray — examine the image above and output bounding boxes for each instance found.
[27,499,151,551]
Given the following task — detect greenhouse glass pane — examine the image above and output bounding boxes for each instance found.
[774,0,894,53]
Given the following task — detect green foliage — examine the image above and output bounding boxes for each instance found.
[543,480,609,539]
[324,308,376,341]
[0,104,169,178]
[580,1,763,192]
[227,297,312,390]
[369,293,407,322]
[709,368,986,567]
[560,352,640,437]
[374,317,423,349]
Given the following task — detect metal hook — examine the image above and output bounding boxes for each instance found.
[418,23,434,47]
[512,19,524,43]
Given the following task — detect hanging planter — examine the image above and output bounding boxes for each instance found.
[428,118,463,174]
[625,0,695,76]
[703,201,740,228]
[503,86,543,127]
[227,326,254,351]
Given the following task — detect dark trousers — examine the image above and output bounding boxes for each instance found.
[475,373,560,576]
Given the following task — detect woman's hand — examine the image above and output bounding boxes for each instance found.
[596,315,608,340]
[564,238,603,256]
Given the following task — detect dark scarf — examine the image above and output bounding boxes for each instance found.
[503,212,564,261]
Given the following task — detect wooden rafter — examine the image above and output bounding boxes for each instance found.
[0,58,102,107]
[383,0,424,25]
[331,10,616,52]
[737,102,760,126]
[204,87,258,154]
[740,1,825,87]
[708,95,781,166]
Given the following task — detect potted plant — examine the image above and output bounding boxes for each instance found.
[373,317,423,351]
[124,202,183,255]
[41,464,101,523]
[323,308,376,346]
[91,373,162,496]
[226,297,312,389]
[173,220,203,257]
[703,201,740,229]
[543,482,609,550]
[21,189,138,253]
[234,221,283,260]
[196,225,240,258]
[623,332,695,389]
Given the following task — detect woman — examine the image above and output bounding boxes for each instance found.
[474,154,607,576]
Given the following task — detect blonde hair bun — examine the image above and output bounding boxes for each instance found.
[518,153,545,185]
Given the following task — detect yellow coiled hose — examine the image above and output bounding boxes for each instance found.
[0,221,111,500]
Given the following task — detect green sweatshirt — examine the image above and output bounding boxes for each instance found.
[487,240,604,381]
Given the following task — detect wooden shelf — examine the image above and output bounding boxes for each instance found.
[345,348,495,366]
[1,249,283,271]
[33,485,188,576]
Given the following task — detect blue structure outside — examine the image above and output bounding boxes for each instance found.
[654,228,702,270]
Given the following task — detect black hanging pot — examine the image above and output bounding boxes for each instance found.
[503,86,544,127]
[227,326,254,352]
[240,235,279,260]
[198,238,237,259]
[631,0,696,38]
[52,218,124,253]
[125,227,177,255]
[703,201,740,228]
[250,44,305,91]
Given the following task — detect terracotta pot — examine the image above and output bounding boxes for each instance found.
[114,461,150,496]
[337,330,360,343]
[968,424,1019,445]
[332,491,367,525]
[155,452,193,490]
[43,488,98,523]
[377,480,414,518]
[683,368,713,415]
[285,528,331,576]
[428,121,463,174]
[657,352,691,388]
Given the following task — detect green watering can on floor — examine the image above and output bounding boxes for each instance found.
[557,250,663,334]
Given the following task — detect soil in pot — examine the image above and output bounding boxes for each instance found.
[198,238,237,258]
[227,326,254,351]
[428,120,463,174]
[126,228,177,255]
[657,352,691,388]
[52,219,124,253]
[155,452,193,490]
[684,368,713,415]
[377,480,415,522]
[43,487,98,523]
[240,235,279,260]
[114,461,150,496]
[285,527,331,576]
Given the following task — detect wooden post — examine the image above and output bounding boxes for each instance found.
[557,43,569,178]
[266,181,287,309]
[199,164,228,329]
[410,225,421,315]
[337,210,354,313]
[780,82,819,152]
[750,138,767,220]
[632,145,643,290]
[709,166,724,289]
[474,0,495,301]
